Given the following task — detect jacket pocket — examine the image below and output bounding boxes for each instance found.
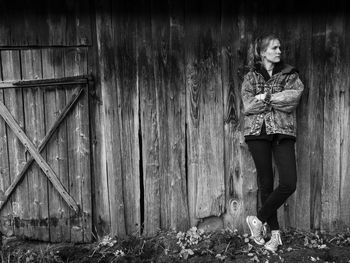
[274,111,294,132]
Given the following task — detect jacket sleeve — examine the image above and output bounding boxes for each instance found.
[270,73,304,113]
[241,75,267,115]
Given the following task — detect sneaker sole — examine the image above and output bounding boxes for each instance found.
[246,216,265,245]
[264,244,279,252]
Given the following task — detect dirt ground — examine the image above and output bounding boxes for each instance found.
[1,228,350,263]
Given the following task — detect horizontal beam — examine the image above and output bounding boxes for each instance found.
[0,75,91,89]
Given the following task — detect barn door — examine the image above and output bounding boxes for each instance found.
[0,76,92,243]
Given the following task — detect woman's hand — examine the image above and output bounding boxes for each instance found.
[255,93,267,101]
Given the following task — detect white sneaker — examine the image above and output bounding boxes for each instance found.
[264,230,282,252]
[246,216,265,245]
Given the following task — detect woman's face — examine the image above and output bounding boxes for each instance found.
[261,39,281,64]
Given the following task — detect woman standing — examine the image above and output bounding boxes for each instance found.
[241,34,304,252]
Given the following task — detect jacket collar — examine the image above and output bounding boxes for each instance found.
[252,62,297,81]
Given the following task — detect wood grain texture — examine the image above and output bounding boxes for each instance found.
[93,0,115,237]
[113,0,141,235]
[21,50,49,241]
[287,15,312,231]
[151,0,189,231]
[95,1,126,237]
[41,48,71,242]
[0,54,13,236]
[322,15,344,232]
[221,0,245,231]
[339,16,350,229]
[309,15,326,231]
[185,0,225,222]
[238,5,259,234]
[184,3,199,226]
[138,0,161,236]
[64,48,92,242]
[1,50,28,238]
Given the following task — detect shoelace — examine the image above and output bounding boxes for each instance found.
[252,224,263,237]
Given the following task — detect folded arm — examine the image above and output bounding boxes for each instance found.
[241,76,268,115]
[270,73,304,113]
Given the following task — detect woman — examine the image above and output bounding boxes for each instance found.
[241,34,304,252]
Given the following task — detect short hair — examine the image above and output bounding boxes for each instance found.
[253,34,280,64]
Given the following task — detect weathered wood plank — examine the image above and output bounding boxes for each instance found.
[0,53,13,236]
[151,0,189,231]
[63,0,91,46]
[339,16,350,230]
[237,5,259,234]
[91,0,112,238]
[184,3,199,226]
[221,0,245,231]
[64,48,92,242]
[322,15,344,232]
[95,1,126,237]
[113,0,141,235]
[286,15,312,231]
[309,15,326,231]
[138,0,161,236]
[41,48,71,242]
[185,0,225,223]
[1,50,27,238]
[20,49,49,241]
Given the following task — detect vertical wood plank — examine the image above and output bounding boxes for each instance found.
[322,14,344,232]
[138,0,161,236]
[221,0,246,231]
[308,15,326,231]
[150,0,171,232]
[151,0,189,231]
[41,48,71,242]
[0,53,13,236]
[185,0,225,223]
[65,0,91,46]
[94,1,115,238]
[21,49,49,241]
[1,51,27,238]
[184,1,199,227]
[95,0,127,237]
[284,14,312,231]
[64,48,92,242]
[237,4,259,233]
[339,16,350,229]
[113,0,141,235]
[46,1,67,45]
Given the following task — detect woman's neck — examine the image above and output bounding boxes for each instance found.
[262,60,274,76]
[263,61,274,71]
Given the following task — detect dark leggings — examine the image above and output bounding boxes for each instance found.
[247,138,297,230]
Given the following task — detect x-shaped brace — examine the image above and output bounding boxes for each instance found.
[0,86,85,213]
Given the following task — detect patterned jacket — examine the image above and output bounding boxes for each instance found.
[241,63,304,137]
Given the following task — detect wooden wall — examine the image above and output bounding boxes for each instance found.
[0,48,92,243]
[0,0,91,46]
[93,0,350,237]
[0,0,350,242]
